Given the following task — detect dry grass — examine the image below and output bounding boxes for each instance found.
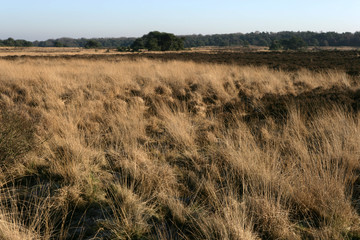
[0,57,360,239]
[0,47,122,57]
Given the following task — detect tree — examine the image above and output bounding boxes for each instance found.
[84,40,102,49]
[146,37,160,51]
[269,40,282,50]
[311,39,319,47]
[281,36,307,50]
[0,38,32,47]
[4,38,15,46]
[131,31,185,51]
[258,38,269,46]
[131,38,145,51]
[242,40,250,47]
[55,41,64,47]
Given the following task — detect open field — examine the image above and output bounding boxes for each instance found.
[0,47,122,57]
[1,47,360,75]
[130,50,360,75]
[1,55,360,239]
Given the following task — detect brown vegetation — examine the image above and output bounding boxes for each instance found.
[0,57,360,239]
[1,48,360,76]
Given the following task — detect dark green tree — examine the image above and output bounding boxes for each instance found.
[131,38,145,51]
[55,41,64,47]
[131,31,184,51]
[311,38,320,47]
[14,39,33,47]
[4,38,16,46]
[0,38,32,47]
[242,40,250,47]
[280,36,307,50]
[84,40,102,49]
[27,31,360,49]
[146,37,160,51]
[258,38,269,46]
[269,40,282,50]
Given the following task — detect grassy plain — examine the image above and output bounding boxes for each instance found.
[2,46,360,75]
[0,47,117,56]
[0,54,360,239]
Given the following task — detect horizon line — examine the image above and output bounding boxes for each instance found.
[1,30,359,42]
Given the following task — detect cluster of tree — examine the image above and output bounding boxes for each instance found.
[32,32,185,51]
[3,31,360,50]
[269,36,307,50]
[131,31,185,51]
[0,38,33,47]
[182,31,360,48]
[32,37,135,48]
[84,40,102,49]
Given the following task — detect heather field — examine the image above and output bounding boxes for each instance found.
[1,47,360,75]
[1,56,360,239]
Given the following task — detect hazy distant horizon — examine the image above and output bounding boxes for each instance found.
[1,0,359,41]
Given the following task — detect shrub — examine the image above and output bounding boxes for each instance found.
[117,46,131,52]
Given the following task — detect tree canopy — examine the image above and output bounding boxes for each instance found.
[280,36,307,50]
[183,31,360,48]
[131,31,185,51]
[269,36,307,50]
[0,38,33,47]
[2,31,360,49]
[84,40,102,49]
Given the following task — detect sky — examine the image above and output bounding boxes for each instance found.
[0,0,359,41]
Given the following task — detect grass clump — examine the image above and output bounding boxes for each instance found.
[0,108,37,166]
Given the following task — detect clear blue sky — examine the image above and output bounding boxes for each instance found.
[1,0,359,41]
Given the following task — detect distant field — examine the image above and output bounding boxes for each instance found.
[0,53,360,239]
[0,47,120,56]
[1,47,360,75]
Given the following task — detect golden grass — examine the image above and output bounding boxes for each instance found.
[0,57,359,239]
[0,47,120,56]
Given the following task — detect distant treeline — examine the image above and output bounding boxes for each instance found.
[0,38,33,47]
[1,31,360,48]
[182,31,360,48]
[33,37,136,48]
